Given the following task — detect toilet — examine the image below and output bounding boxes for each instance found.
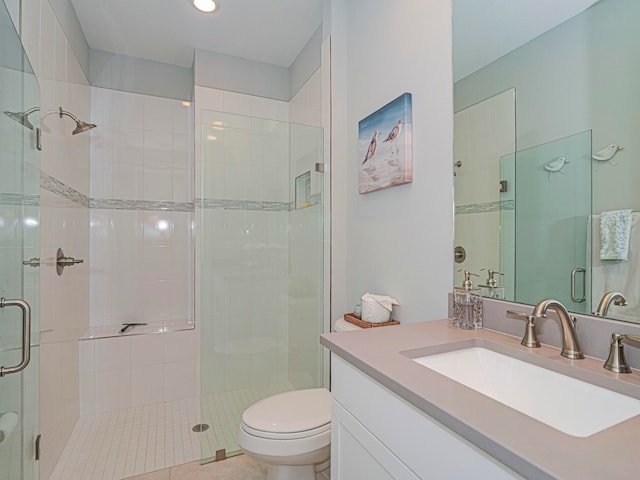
[238,318,360,480]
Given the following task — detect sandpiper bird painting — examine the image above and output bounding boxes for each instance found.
[382,119,403,155]
[358,93,413,194]
[362,130,379,164]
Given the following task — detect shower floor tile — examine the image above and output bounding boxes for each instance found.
[50,381,294,480]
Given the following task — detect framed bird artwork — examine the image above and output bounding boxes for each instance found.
[358,92,413,194]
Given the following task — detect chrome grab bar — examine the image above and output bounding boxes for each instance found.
[570,267,586,303]
[0,298,32,376]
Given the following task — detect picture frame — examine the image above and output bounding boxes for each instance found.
[358,92,413,194]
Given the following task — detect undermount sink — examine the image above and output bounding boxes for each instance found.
[412,346,640,437]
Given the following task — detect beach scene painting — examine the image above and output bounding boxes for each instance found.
[358,92,413,194]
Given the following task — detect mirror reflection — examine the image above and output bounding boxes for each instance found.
[453,0,640,324]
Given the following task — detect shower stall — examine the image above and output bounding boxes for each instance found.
[0,0,327,477]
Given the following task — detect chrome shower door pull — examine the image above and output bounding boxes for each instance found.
[570,267,586,303]
[0,298,32,376]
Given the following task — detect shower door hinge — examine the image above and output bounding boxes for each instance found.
[215,449,226,461]
[499,180,508,193]
[315,163,325,173]
[35,434,41,461]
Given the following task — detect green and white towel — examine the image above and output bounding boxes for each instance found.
[600,209,633,261]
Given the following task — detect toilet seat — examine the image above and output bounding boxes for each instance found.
[242,388,331,437]
[242,421,331,440]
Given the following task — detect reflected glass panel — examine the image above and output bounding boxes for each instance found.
[514,131,592,312]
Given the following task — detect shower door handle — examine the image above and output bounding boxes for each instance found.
[0,298,32,376]
[570,268,586,303]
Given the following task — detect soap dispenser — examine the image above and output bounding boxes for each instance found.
[453,270,483,329]
[479,268,505,300]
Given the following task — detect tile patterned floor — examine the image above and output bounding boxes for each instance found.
[51,381,294,480]
[123,455,267,480]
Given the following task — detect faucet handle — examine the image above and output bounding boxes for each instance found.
[506,310,541,348]
[604,333,640,373]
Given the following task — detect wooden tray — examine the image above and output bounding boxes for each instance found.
[344,313,400,328]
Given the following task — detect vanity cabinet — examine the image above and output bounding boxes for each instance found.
[330,355,522,479]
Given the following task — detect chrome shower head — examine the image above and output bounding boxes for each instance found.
[58,107,97,135]
[4,107,39,130]
[71,119,97,135]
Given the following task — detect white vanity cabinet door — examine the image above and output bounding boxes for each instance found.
[332,400,420,480]
[331,355,523,480]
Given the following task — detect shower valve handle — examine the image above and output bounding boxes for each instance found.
[56,247,84,276]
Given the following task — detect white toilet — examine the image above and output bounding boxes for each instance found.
[238,318,360,480]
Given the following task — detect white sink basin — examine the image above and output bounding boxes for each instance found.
[413,347,640,437]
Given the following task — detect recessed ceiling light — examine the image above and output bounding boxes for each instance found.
[193,0,217,13]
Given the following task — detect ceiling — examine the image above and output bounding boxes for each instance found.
[69,0,324,68]
[69,0,600,75]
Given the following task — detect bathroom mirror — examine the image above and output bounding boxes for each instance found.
[453,0,640,324]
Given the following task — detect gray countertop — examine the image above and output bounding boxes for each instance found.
[320,319,640,480]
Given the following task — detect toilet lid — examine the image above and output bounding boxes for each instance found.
[242,388,331,434]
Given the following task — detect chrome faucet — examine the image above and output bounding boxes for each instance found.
[594,291,627,317]
[532,299,584,359]
[604,333,640,373]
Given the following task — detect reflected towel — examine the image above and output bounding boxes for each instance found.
[600,209,633,261]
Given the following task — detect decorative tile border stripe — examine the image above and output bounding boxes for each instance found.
[197,193,322,212]
[0,192,40,206]
[89,198,194,212]
[197,198,291,212]
[456,200,515,215]
[36,172,323,213]
[41,171,89,207]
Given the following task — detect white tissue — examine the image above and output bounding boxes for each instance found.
[360,293,400,323]
[0,411,18,445]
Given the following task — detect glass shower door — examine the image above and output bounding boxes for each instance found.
[198,111,324,462]
[0,1,41,479]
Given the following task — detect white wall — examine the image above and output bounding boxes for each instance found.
[89,50,193,101]
[328,0,454,323]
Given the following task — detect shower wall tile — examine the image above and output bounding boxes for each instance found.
[289,69,322,127]
[131,365,165,407]
[17,1,91,477]
[90,87,194,336]
[164,330,196,364]
[144,131,173,168]
[131,334,164,367]
[95,336,131,372]
[251,95,289,122]
[172,134,190,169]
[164,360,197,402]
[144,96,174,133]
[79,329,198,414]
[94,369,131,413]
[223,91,252,116]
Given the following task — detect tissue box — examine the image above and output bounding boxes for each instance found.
[361,302,390,323]
[361,299,391,323]
[360,293,400,324]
